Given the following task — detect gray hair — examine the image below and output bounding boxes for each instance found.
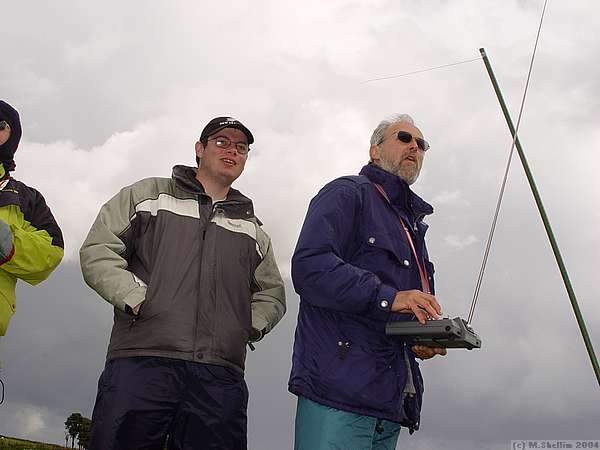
[369,113,416,146]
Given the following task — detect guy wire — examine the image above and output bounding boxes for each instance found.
[468,0,549,324]
[362,58,482,83]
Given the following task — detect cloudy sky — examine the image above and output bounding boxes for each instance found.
[1,1,599,448]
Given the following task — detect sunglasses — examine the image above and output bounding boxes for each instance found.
[396,130,430,152]
[0,121,9,131]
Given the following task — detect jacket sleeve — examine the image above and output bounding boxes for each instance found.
[79,186,146,313]
[0,191,64,285]
[251,228,286,339]
[291,179,397,321]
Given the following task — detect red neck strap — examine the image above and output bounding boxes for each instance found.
[372,182,431,294]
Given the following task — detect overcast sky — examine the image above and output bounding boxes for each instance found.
[1,1,599,449]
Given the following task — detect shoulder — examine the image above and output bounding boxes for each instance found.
[2,179,50,213]
[121,176,172,195]
[325,174,370,189]
[111,176,180,204]
[97,177,178,219]
[324,174,373,194]
[310,174,372,208]
[337,174,371,186]
[6,178,45,199]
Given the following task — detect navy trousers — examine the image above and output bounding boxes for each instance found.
[89,356,248,450]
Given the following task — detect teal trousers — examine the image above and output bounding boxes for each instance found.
[294,396,402,450]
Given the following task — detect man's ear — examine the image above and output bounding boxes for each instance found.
[195,141,205,160]
[369,144,381,162]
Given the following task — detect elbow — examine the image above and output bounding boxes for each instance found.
[291,253,310,293]
[78,248,95,289]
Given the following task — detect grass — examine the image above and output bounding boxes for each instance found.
[0,435,68,450]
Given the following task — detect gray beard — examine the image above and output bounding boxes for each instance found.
[378,159,420,185]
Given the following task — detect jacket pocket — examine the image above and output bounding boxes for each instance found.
[356,230,412,265]
[352,230,415,288]
[319,337,402,413]
[134,271,177,322]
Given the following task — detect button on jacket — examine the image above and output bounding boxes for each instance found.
[289,163,434,431]
[80,165,286,372]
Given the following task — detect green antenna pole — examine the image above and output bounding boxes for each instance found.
[479,47,600,388]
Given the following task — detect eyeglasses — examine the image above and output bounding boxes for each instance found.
[380,130,430,152]
[0,121,9,131]
[207,136,250,155]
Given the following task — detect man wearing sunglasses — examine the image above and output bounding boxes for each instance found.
[289,114,445,449]
[80,117,286,450]
[0,100,64,365]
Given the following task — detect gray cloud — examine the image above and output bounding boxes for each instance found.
[1,0,599,448]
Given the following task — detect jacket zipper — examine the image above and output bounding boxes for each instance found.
[192,193,211,361]
[208,204,225,358]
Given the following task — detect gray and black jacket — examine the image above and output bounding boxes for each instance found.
[80,165,286,372]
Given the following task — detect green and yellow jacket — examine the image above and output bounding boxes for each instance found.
[0,169,64,336]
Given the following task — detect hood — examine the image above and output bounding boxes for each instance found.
[0,100,22,172]
[171,164,254,203]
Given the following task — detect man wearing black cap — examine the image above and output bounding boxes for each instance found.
[80,116,286,450]
[0,100,64,350]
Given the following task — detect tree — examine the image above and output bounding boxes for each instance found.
[77,417,92,449]
[65,412,83,448]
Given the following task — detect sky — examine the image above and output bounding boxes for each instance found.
[1,1,599,449]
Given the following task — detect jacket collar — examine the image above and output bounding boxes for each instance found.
[0,164,10,189]
[171,164,254,205]
[360,163,433,219]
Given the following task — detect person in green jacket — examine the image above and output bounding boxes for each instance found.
[0,100,64,347]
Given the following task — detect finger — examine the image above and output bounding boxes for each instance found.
[426,347,446,358]
[421,292,443,316]
[392,290,441,317]
[412,301,439,321]
[415,345,446,359]
[409,292,441,318]
[429,295,443,315]
[420,350,435,359]
[411,345,424,356]
[412,307,428,324]
[412,345,434,359]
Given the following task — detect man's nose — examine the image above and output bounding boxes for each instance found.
[225,146,240,156]
[408,139,419,151]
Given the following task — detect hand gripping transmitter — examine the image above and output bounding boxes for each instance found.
[385,317,482,350]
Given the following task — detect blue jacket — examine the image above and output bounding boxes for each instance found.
[288,163,435,431]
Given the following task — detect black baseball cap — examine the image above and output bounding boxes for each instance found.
[200,116,254,145]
